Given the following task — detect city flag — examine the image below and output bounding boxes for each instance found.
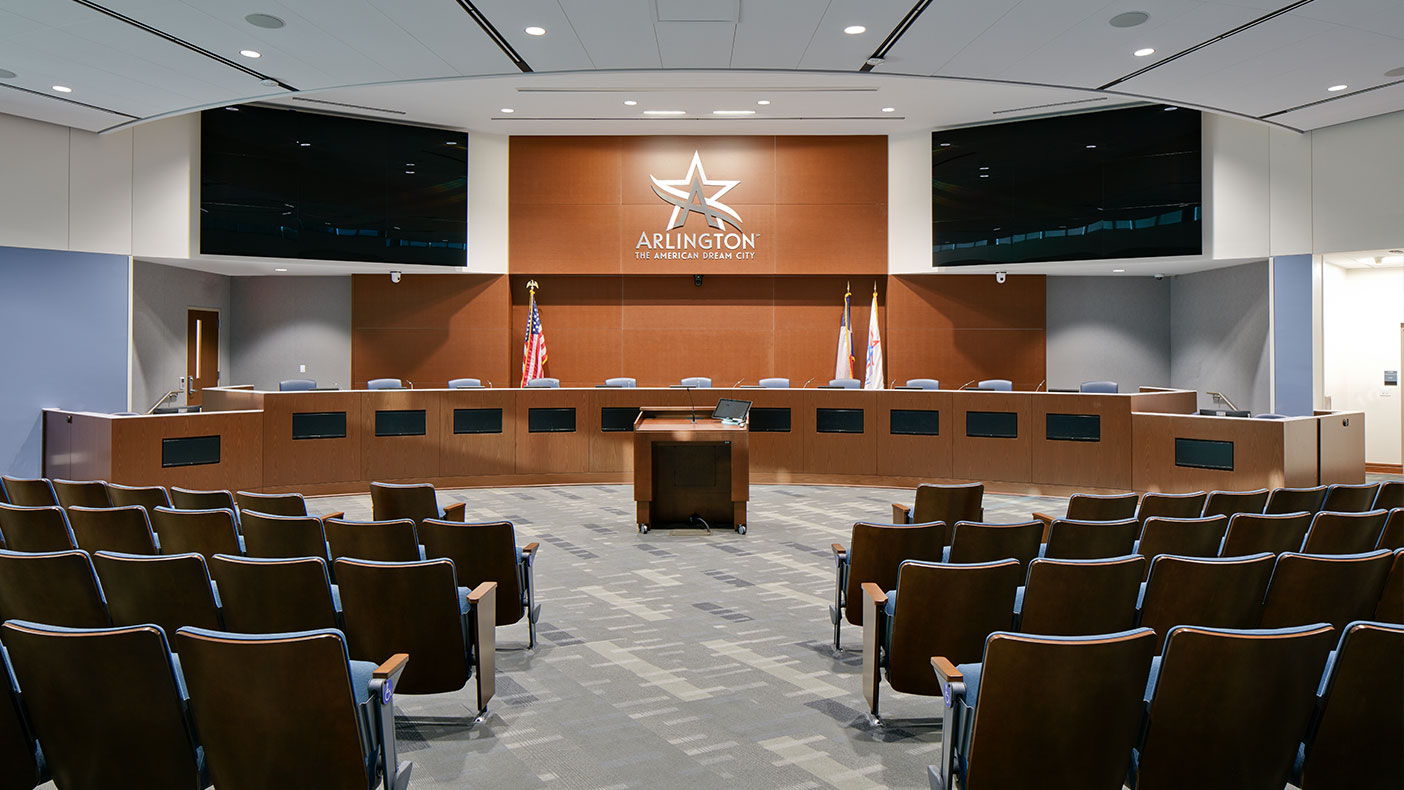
[520,283,548,386]
[864,287,884,389]
[835,284,854,380]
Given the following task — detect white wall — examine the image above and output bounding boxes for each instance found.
[1323,263,1403,466]
[468,132,509,273]
[132,114,200,259]
[1312,111,1404,255]
[1205,114,1272,260]
[887,131,933,274]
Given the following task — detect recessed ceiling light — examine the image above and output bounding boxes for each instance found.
[274,267,288,272]
[224,106,239,111]
[644,110,687,116]
[405,163,415,166]
[52,85,72,93]
[713,110,755,115]
[756,100,770,105]
[500,108,514,113]
[1134,48,1155,57]
[1086,144,1097,148]
[0,69,15,79]
[1109,11,1150,28]
[623,100,637,106]
[939,142,951,147]
[979,166,989,170]
[245,13,285,29]
[445,141,457,145]
[1327,84,1348,92]
[881,107,895,113]
[844,25,866,35]
[298,141,310,147]
[239,49,261,58]
[524,26,546,36]
[1113,268,1126,273]
[1164,106,1178,111]
[405,170,415,174]
[979,174,990,178]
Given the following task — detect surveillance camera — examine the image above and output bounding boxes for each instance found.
[1153,273,1165,281]
[995,271,1007,284]
[390,271,401,284]
[693,274,703,287]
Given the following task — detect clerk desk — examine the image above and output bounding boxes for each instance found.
[43,386,1365,496]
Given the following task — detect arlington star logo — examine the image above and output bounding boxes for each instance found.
[649,151,744,231]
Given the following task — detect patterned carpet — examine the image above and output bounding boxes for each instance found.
[293,484,1066,790]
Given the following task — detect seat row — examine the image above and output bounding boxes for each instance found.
[928,619,1402,790]
[1033,480,1402,525]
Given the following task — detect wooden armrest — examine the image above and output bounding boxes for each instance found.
[522,542,540,556]
[442,502,467,522]
[1031,512,1056,526]
[323,511,345,521]
[374,653,409,682]
[931,656,962,684]
[467,580,497,604]
[892,503,911,524]
[831,543,847,558]
[861,582,887,606]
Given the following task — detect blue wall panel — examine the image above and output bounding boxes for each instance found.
[1272,254,1313,417]
[0,246,129,476]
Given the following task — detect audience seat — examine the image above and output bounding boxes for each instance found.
[278,378,317,391]
[1032,492,1139,538]
[891,482,983,536]
[0,549,110,628]
[50,479,111,510]
[66,505,159,555]
[151,506,243,564]
[679,377,711,388]
[1320,482,1382,513]
[1301,509,1390,555]
[0,642,42,790]
[1260,550,1394,631]
[945,520,1042,575]
[603,377,636,387]
[174,626,411,790]
[1221,511,1313,557]
[757,377,789,388]
[1379,508,1404,550]
[325,518,423,563]
[1079,380,1119,393]
[1374,549,1404,624]
[169,487,237,514]
[904,378,939,389]
[829,520,946,651]
[828,378,860,388]
[0,477,57,508]
[525,377,559,387]
[977,379,1012,391]
[1265,485,1329,515]
[1374,481,1403,511]
[239,511,331,563]
[1042,517,1139,560]
[929,628,1155,790]
[0,504,77,553]
[447,377,481,388]
[1135,515,1228,570]
[1016,555,1145,635]
[1201,488,1269,519]
[420,519,541,647]
[104,482,171,516]
[235,491,318,518]
[366,378,403,390]
[1138,553,1276,651]
[92,551,223,643]
[1134,491,1208,525]
[370,481,465,526]
[207,555,340,633]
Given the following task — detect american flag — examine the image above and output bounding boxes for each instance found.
[520,288,548,386]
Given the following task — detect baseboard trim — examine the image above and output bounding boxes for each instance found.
[1365,463,1403,474]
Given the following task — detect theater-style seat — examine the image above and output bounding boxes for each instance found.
[1221,511,1313,556]
[1321,482,1382,513]
[208,555,340,633]
[1033,492,1139,538]
[1135,491,1208,525]
[604,377,636,387]
[0,477,57,508]
[51,479,111,509]
[526,377,559,387]
[904,378,939,390]
[278,378,316,391]
[1202,488,1270,519]
[1265,485,1329,515]
[0,548,110,627]
[151,506,242,563]
[1373,549,1403,624]
[67,505,159,555]
[370,481,465,526]
[1302,509,1390,555]
[758,377,789,388]
[325,518,423,564]
[679,377,711,388]
[0,642,43,790]
[1380,509,1404,551]
[946,520,1042,575]
[1135,515,1228,570]
[1260,550,1394,631]
[447,377,481,388]
[1042,517,1139,560]
[235,490,311,517]
[104,483,171,517]
[829,520,946,651]
[240,511,331,562]
[892,482,983,534]
[828,378,860,388]
[928,628,1155,790]
[366,378,403,389]
[174,626,411,790]
[1374,481,1404,511]
[1138,553,1276,651]
[169,487,237,514]
[420,519,541,647]
[1079,380,1119,393]
[1133,623,1336,790]
[0,504,77,552]
[1016,555,1145,636]
[93,552,223,642]
[1,620,207,790]
[978,379,1012,391]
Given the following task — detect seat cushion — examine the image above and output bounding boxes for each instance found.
[330,584,342,614]
[1014,586,1025,617]
[1144,655,1162,702]
[955,661,983,703]
[348,659,377,704]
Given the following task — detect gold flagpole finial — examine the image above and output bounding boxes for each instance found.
[846,280,851,295]
[527,279,539,294]
[873,280,878,294]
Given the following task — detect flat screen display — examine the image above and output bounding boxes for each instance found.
[1175,438,1235,471]
[712,398,752,421]
[291,411,347,440]
[201,105,467,266]
[1046,413,1101,442]
[453,408,502,435]
[890,409,939,436]
[161,435,220,468]
[375,409,426,437]
[817,408,864,434]
[749,407,791,432]
[932,104,1201,266]
[966,411,1018,439]
[601,407,641,432]
[528,407,576,433]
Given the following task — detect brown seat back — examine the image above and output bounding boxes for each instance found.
[370,482,440,526]
[962,629,1155,790]
[1374,481,1404,511]
[1260,550,1394,630]
[0,621,202,790]
[174,628,371,790]
[0,504,75,552]
[1302,509,1390,555]
[0,549,109,627]
[104,483,171,516]
[1135,491,1207,524]
[334,558,469,695]
[150,506,241,564]
[911,482,983,538]
[51,479,112,509]
[1374,549,1404,624]
[844,520,946,626]
[1221,511,1313,556]
[0,477,57,508]
[948,520,1043,575]
[240,511,328,561]
[1265,485,1329,515]
[1300,621,1404,788]
[92,552,222,640]
[1320,481,1382,513]
[1044,517,1138,560]
[1018,555,1145,636]
[1064,492,1139,521]
[419,519,523,626]
[169,486,237,512]
[1136,515,1229,571]
[66,505,158,555]
[235,490,308,517]
[0,644,41,790]
[1201,488,1269,519]
[1378,508,1403,550]
[1136,624,1336,790]
[325,518,421,563]
[888,558,1022,694]
[1139,553,1276,651]
[208,555,339,633]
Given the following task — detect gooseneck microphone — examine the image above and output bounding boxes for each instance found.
[958,380,978,390]
[686,385,696,424]
[731,378,744,390]
[800,377,816,388]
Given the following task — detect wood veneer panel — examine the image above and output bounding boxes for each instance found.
[888,274,1045,330]
[109,412,262,492]
[43,411,113,482]
[950,391,1034,483]
[876,389,954,479]
[354,328,512,390]
[619,204,776,275]
[1127,388,1198,415]
[438,389,517,478]
[201,388,264,413]
[1029,393,1132,489]
[360,389,441,482]
[620,136,776,205]
[509,137,621,205]
[511,204,622,274]
[774,203,886,274]
[802,389,878,477]
[885,328,1046,392]
[1316,411,1366,485]
[1131,413,1291,493]
[262,391,363,489]
[774,136,887,205]
[740,387,806,479]
[589,388,692,474]
[514,389,590,475]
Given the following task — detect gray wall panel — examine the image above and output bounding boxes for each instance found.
[230,276,351,391]
[1170,261,1271,414]
[1046,277,1171,392]
[131,260,230,411]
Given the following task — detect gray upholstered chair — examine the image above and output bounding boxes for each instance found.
[526,377,559,388]
[905,378,939,390]
[680,377,711,388]
[447,378,481,388]
[279,378,317,391]
[1079,380,1118,393]
[1255,413,1289,419]
[366,378,403,390]
[828,378,861,388]
[978,379,1013,391]
[604,377,636,387]
[758,378,790,388]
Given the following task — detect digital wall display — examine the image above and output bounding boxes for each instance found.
[201,105,467,266]
[816,408,864,434]
[601,407,641,432]
[1175,438,1235,471]
[291,411,347,440]
[1045,413,1101,442]
[374,409,426,437]
[966,411,1018,439]
[453,408,502,435]
[890,409,940,436]
[932,104,1201,266]
[528,407,576,433]
[161,435,221,468]
[749,407,791,433]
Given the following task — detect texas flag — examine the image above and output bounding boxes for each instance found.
[835,285,854,381]
[863,288,884,389]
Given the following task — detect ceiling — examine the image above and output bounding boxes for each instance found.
[0,0,1400,134]
[1323,247,1404,268]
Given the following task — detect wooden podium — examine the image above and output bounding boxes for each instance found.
[633,405,749,534]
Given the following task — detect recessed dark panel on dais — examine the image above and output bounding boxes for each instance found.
[453,408,502,435]
[529,407,576,433]
[748,407,791,433]
[375,409,426,437]
[1175,438,1234,471]
[816,408,864,434]
[966,411,1018,439]
[291,411,347,440]
[890,409,939,436]
[601,407,641,432]
[1046,413,1101,442]
[161,435,221,468]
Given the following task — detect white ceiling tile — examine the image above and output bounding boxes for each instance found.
[474,0,595,72]
[730,0,826,69]
[797,0,917,71]
[369,0,520,75]
[1290,0,1404,40]
[560,0,662,69]
[654,21,735,68]
[870,0,1023,75]
[656,0,738,23]
[0,95,132,133]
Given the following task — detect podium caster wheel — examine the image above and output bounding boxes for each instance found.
[639,524,649,534]
[737,525,747,535]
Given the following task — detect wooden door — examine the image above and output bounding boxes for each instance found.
[186,309,220,407]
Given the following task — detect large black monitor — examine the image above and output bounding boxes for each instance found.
[932,104,1201,266]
